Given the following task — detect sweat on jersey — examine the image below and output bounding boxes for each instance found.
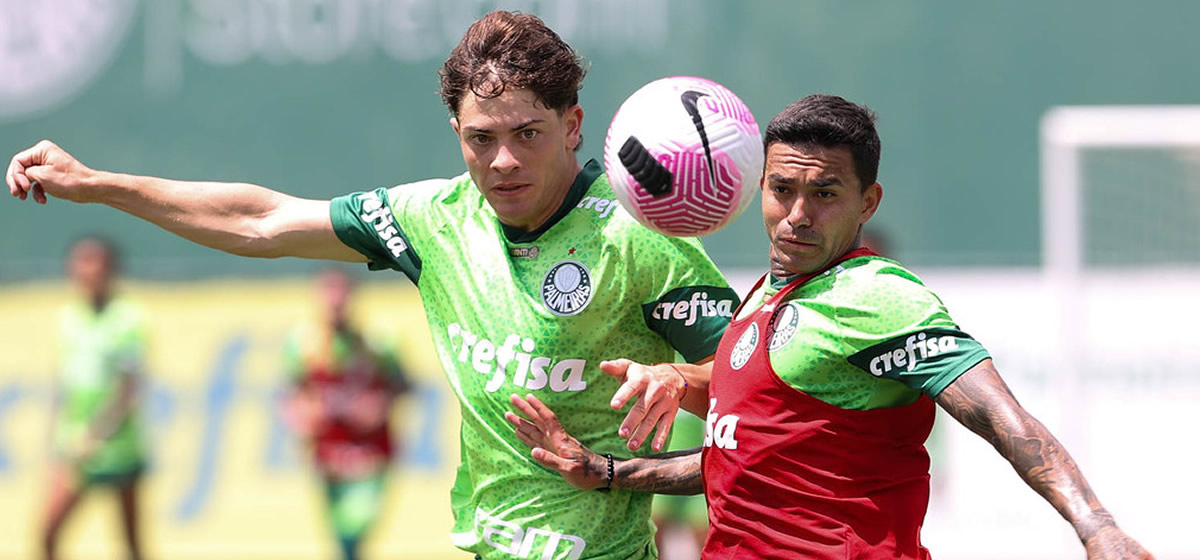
[329,160,737,560]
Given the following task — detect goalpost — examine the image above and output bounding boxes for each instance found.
[1037,106,1200,559]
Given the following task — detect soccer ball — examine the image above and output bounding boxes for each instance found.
[604,76,763,236]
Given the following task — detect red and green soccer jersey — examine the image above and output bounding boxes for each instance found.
[703,254,989,559]
[329,160,737,560]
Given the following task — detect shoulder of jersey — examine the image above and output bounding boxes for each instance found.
[390,176,465,206]
[586,174,667,237]
[386,174,477,232]
[819,257,933,303]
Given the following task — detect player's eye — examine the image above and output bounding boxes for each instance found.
[521,129,539,140]
[469,134,492,145]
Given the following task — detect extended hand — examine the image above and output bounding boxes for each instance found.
[1084,525,1154,560]
[504,393,607,490]
[6,140,95,204]
[601,359,687,452]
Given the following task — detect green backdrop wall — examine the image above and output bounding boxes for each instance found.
[2,0,1198,280]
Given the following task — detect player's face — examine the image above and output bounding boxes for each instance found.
[67,242,114,299]
[452,88,584,231]
[316,270,353,322]
[761,142,881,277]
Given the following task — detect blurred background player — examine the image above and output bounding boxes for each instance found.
[43,236,147,560]
[281,267,412,560]
[652,410,706,560]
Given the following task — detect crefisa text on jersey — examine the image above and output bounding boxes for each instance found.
[446,324,587,394]
[649,290,734,327]
[867,331,961,376]
[359,191,409,258]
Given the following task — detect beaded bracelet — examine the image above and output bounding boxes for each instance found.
[598,453,614,493]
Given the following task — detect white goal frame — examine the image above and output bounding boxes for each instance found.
[1039,105,1200,451]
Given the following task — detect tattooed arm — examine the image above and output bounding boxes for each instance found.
[505,393,703,495]
[937,359,1152,560]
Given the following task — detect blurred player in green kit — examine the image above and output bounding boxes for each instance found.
[281,267,412,560]
[43,237,148,560]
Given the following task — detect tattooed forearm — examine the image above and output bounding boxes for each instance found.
[613,448,703,495]
[936,360,1116,545]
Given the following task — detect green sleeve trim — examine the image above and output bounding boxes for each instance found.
[923,350,989,398]
[329,188,422,284]
[642,286,738,362]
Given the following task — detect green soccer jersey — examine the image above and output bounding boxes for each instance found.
[55,297,147,476]
[329,160,737,560]
[738,256,990,410]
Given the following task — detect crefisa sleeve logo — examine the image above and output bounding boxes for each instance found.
[541,260,594,317]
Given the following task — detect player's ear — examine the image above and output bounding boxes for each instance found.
[450,117,460,135]
[860,182,883,223]
[564,105,583,150]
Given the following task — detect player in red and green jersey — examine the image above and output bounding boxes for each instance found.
[44,237,147,560]
[506,95,1153,560]
[7,11,733,560]
[282,267,411,560]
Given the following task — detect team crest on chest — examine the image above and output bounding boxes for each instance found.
[768,302,800,351]
[729,323,759,370]
[542,260,594,316]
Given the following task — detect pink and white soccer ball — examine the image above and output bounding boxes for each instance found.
[604,76,763,236]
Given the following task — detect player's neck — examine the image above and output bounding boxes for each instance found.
[87,291,112,313]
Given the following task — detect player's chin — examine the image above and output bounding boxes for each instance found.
[774,252,825,277]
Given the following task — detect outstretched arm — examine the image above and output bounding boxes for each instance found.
[936,359,1152,560]
[6,140,365,261]
[505,393,703,495]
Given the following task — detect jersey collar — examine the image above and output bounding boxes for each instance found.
[767,247,880,291]
[500,159,603,244]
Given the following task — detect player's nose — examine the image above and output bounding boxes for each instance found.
[491,142,521,174]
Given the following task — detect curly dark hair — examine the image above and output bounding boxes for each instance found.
[764,94,881,189]
[439,11,587,116]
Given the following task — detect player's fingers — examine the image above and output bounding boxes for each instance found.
[508,393,545,426]
[599,359,632,380]
[530,447,574,472]
[513,425,542,449]
[609,373,647,411]
[618,396,650,441]
[504,412,547,447]
[626,402,666,451]
[32,182,46,204]
[627,380,680,450]
[503,410,529,429]
[648,405,677,452]
[525,394,560,425]
[7,158,29,198]
[4,158,14,195]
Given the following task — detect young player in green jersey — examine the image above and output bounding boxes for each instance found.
[506,95,1153,560]
[282,267,412,560]
[7,11,732,559]
[44,237,147,560]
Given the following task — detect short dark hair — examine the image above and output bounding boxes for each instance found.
[763,94,881,188]
[439,11,587,116]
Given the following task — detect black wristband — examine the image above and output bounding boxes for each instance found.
[597,453,614,493]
